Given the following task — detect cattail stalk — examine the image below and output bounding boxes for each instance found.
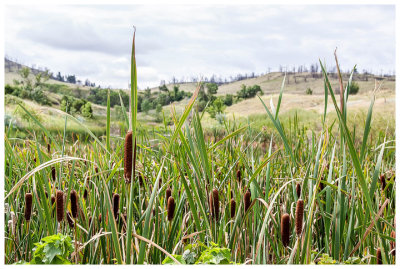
[113,193,120,220]
[230,199,236,219]
[124,131,133,183]
[24,193,33,222]
[167,197,175,221]
[209,189,220,220]
[281,213,290,247]
[56,190,64,223]
[244,190,251,213]
[377,248,382,264]
[70,190,79,219]
[295,199,304,236]
[296,183,301,198]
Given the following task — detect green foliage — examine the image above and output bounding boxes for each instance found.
[87,88,129,110]
[162,242,233,265]
[207,97,225,119]
[141,99,152,114]
[349,81,360,94]
[343,257,365,264]
[81,102,93,118]
[315,254,338,264]
[306,87,313,95]
[237,84,263,99]
[206,82,218,95]
[223,94,233,106]
[30,234,73,265]
[159,84,169,92]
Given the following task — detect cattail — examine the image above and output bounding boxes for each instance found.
[47,143,51,153]
[98,213,102,224]
[230,199,236,219]
[380,174,386,191]
[51,167,56,181]
[236,169,241,182]
[390,231,395,256]
[66,211,74,229]
[124,131,133,182]
[138,173,144,186]
[83,188,88,200]
[56,190,64,222]
[244,190,251,213]
[377,248,382,264]
[51,195,56,206]
[295,199,304,236]
[166,187,172,205]
[209,189,219,220]
[113,193,120,220]
[318,177,325,191]
[296,183,301,198]
[167,196,175,221]
[24,193,33,221]
[281,213,290,247]
[70,190,78,219]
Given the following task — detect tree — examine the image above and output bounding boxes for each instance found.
[82,102,93,118]
[349,82,359,95]
[141,99,151,114]
[223,94,233,106]
[206,83,218,95]
[207,97,225,119]
[159,84,168,92]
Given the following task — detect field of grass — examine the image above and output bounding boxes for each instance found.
[4,35,396,265]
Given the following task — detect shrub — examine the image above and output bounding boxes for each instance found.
[306,88,313,95]
[81,102,93,118]
[349,82,359,95]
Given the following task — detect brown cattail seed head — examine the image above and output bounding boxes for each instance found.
[47,143,51,153]
[377,248,382,264]
[98,213,102,224]
[296,183,301,198]
[56,190,64,222]
[210,189,219,220]
[113,193,120,220]
[244,190,251,213]
[51,167,56,181]
[83,188,88,200]
[380,174,386,191]
[281,213,290,247]
[236,169,241,182]
[138,173,144,186]
[390,231,396,256]
[230,199,236,219]
[24,193,33,221]
[70,190,79,219]
[51,195,55,206]
[166,187,172,204]
[295,199,304,236]
[66,211,74,229]
[167,196,175,221]
[124,131,133,182]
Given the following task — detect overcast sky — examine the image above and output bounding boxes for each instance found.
[5,5,395,89]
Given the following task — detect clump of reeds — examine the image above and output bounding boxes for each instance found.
[113,193,120,220]
[281,213,290,247]
[380,174,386,191]
[167,196,175,221]
[124,131,133,182]
[70,190,79,219]
[230,198,236,219]
[296,183,301,198]
[295,199,304,236]
[244,190,251,213]
[56,190,64,222]
[376,248,382,264]
[209,189,219,220]
[24,193,33,222]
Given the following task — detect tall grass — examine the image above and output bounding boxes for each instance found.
[3,33,395,265]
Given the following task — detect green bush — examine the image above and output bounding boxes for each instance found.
[349,82,359,94]
[81,102,93,118]
[306,88,313,95]
[237,84,263,99]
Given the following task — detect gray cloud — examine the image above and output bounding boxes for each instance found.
[5,4,395,89]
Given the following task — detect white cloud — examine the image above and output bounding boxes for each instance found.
[4,4,395,89]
